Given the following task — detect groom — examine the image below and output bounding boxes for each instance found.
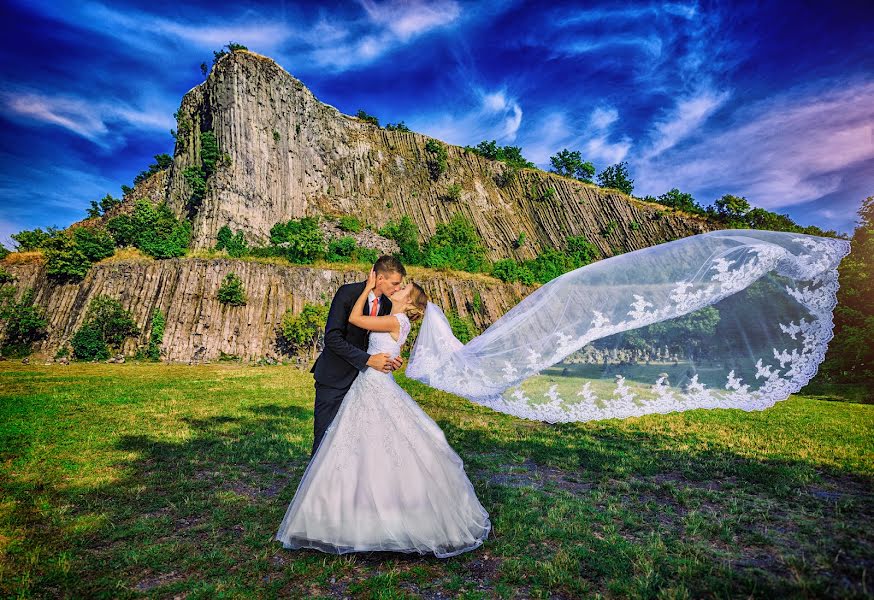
[310,255,406,457]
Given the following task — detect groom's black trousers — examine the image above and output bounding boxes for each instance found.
[311,382,349,457]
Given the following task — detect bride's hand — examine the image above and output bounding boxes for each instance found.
[367,269,377,291]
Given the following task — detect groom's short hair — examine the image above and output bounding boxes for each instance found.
[373,255,406,277]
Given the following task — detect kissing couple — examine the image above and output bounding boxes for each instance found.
[275,255,492,558]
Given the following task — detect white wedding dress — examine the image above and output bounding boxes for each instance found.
[275,312,491,558]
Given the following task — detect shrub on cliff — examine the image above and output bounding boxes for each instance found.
[422,214,487,272]
[326,237,356,262]
[356,109,380,127]
[217,273,247,306]
[269,217,324,264]
[425,139,448,181]
[145,308,165,361]
[215,225,248,257]
[596,161,634,195]
[379,216,421,264]
[0,288,47,357]
[126,200,191,259]
[71,295,139,361]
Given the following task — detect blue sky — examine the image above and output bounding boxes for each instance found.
[1,0,872,247]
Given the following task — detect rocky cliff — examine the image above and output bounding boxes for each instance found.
[3,257,530,363]
[149,50,717,259]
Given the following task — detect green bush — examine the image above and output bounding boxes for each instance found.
[215,226,248,258]
[444,183,462,202]
[446,310,479,344]
[280,302,329,357]
[11,227,57,251]
[355,247,379,264]
[72,227,115,262]
[491,259,535,285]
[146,308,165,361]
[43,233,92,280]
[338,216,363,233]
[379,216,420,264]
[217,273,247,306]
[597,161,634,195]
[0,267,13,284]
[71,295,139,360]
[269,217,324,264]
[216,225,233,251]
[0,288,47,357]
[133,154,172,186]
[425,139,448,181]
[423,214,487,272]
[71,323,109,361]
[356,109,380,127]
[106,215,136,247]
[464,140,535,169]
[385,121,411,132]
[326,237,357,262]
[130,200,191,258]
[549,149,595,182]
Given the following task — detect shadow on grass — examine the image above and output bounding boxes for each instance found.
[6,395,873,599]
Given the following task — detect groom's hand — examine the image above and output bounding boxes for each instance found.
[367,353,395,373]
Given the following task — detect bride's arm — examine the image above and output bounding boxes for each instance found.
[349,270,401,335]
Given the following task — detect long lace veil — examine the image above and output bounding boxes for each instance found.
[406,229,851,423]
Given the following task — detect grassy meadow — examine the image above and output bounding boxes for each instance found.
[0,361,871,599]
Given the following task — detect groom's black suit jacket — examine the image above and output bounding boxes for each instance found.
[311,281,393,390]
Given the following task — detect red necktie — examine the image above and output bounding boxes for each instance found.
[370,298,379,316]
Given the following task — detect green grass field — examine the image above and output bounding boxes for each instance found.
[1,361,871,599]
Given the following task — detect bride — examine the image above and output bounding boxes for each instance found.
[275,271,491,558]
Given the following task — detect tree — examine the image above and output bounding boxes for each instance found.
[423,214,487,272]
[71,295,139,360]
[11,227,56,251]
[596,161,634,195]
[280,303,330,358]
[656,188,703,213]
[385,121,411,132]
[380,216,420,264]
[356,109,380,127]
[712,194,751,222]
[130,200,191,258]
[549,149,595,182]
[269,217,324,263]
[821,196,874,381]
[0,288,47,357]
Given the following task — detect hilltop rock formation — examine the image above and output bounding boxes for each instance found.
[146,50,717,259]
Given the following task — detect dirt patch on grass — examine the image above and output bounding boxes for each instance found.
[477,458,594,495]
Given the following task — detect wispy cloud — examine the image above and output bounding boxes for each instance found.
[644,88,731,157]
[358,0,461,41]
[416,86,524,146]
[633,80,874,209]
[2,89,174,147]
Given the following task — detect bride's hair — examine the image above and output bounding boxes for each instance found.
[404,283,428,322]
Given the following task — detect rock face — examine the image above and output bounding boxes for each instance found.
[4,258,531,363]
[153,50,718,259]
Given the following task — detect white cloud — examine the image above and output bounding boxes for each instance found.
[645,88,731,157]
[418,86,524,145]
[633,80,874,209]
[2,90,174,146]
[358,0,461,41]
